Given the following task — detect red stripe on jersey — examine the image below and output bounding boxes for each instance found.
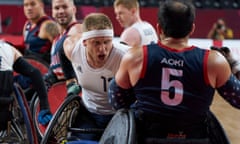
[203,50,210,85]
[140,45,148,78]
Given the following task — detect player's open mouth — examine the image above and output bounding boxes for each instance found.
[98,54,105,60]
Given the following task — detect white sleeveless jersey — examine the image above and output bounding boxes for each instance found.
[0,41,14,71]
[71,39,129,115]
[131,21,158,45]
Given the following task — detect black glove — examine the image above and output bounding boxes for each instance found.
[43,71,59,91]
[211,46,240,79]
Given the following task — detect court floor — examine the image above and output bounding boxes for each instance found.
[211,91,240,144]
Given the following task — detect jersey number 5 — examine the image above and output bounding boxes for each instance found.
[161,68,183,106]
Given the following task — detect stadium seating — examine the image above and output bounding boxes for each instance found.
[42,0,240,9]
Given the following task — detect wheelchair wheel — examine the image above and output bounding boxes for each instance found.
[30,81,67,139]
[40,94,81,144]
[24,55,49,75]
[0,83,38,144]
[206,111,230,144]
[99,109,136,144]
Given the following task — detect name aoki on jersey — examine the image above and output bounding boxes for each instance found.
[160,57,184,67]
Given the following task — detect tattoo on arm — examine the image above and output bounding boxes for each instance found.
[45,22,59,39]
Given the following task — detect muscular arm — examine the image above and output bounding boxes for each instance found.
[39,20,60,42]
[61,34,82,93]
[208,50,240,109]
[211,46,240,79]
[115,46,142,88]
[59,39,76,82]
[63,33,81,60]
[120,28,141,47]
[108,46,141,109]
[68,23,82,36]
[207,50,231,88]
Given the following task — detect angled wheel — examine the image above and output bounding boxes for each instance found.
[99,109,136,144]
[206,111,230,144]
[40,94,81,144]
[30,81,67,139]
[1,83,38,144]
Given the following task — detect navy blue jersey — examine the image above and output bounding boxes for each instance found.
[50,22,79,80]
[24,16,52,54]
[132,42,215,118]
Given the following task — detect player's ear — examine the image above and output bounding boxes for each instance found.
[73,5,77,15]
[156,23,162,35]
[131,7,137,15]
[83,40,87,47]
[190,23,195,36]
[156,23,163,40]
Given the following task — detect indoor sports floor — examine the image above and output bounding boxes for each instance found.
[211,91,240,144]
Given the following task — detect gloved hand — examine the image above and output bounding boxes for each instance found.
[43,71,59,91]
[67,81,81,96]
[211,46,240,79]
[38,109,52,125]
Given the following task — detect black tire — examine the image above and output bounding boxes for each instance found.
[99,109,137,144]
[40,95,81,144]
[206,111,230,144]
[29,93,43,141]
[2,83,38,144]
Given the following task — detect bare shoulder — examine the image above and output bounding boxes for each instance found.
[208,50,231,87]
[121,27,139,39]
[63,33,81,59]
[68,23,82,36]
[121,27,140,46]
[40,20,60,41]
[208,50,229,69]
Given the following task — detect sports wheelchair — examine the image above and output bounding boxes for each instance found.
[40,94,84,144]
[40,91,231,144]
[13,54,51,142]
[30,81,67,140]
[0,83,38,144]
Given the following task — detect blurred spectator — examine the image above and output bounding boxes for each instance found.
[207,18,233,40]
